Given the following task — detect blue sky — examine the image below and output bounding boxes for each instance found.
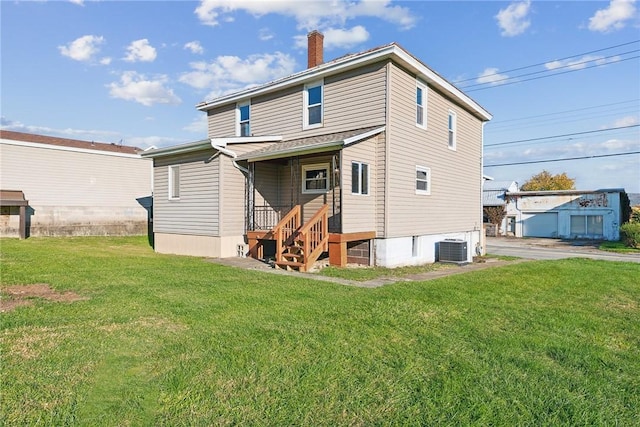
[2,0,639,192]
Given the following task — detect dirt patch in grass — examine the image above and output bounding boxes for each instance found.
[1,284,87,313]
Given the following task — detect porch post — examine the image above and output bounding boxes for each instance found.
[247,162,255,232]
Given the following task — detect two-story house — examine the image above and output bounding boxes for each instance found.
[142,31,492,270]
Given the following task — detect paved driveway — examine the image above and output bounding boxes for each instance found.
[486,237,640,263]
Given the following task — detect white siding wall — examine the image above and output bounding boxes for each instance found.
[0,141,151,236]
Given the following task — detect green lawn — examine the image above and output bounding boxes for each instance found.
[1,236,639,426]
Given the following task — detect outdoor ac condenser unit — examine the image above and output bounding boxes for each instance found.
[438,240,468,264]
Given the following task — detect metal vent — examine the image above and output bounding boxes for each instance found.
[439,240,468,263]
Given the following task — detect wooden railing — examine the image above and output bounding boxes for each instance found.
[273,205,301,264]
[297,204,329,272]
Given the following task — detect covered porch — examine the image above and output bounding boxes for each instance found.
[236,127,383,271]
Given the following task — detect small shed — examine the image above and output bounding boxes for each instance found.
[0,190,29,239]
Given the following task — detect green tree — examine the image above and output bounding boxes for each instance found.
[521,170,575,191]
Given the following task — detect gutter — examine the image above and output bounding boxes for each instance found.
[210,141,249,174]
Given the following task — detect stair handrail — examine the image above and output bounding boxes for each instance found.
[273,205,301,263]
[298,204,329,271]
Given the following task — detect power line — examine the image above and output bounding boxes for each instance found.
[460,50,639,90]
[453,40,640,84]
[487,99,639,126]
[485,124,640,147]
[466,55,640,92]
[485,151,640,167]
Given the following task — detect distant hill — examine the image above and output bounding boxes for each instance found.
[628,193,640,207]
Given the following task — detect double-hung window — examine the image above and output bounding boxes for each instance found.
[416,81,427,129]
[416,166,431,195]
[237,101,250,137]
[448,110,457,150]
[168,165,180,199]
[351,161,369,195]
[302,163,329,193]
[304,80,323,129]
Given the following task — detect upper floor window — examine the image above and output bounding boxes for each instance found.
[416,81,427,129]
[351,161,369,195]
[304,80,323,129]
[448,110,457,150]
[168,165,180,199]
[416,165,431,195]
[302,163,329,193]
[237,101,250,137]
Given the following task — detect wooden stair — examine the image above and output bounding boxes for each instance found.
[272,205,329,272]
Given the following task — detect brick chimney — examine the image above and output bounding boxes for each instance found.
[307,30,324,68]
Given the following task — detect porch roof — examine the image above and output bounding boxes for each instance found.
[236,126,385,162]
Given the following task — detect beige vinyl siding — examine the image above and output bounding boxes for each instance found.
[299,154,338,223]
[0,143,149,208]
[386,63,483,238]
[219,142,270,235]
[208,104,236,137]
[208,62,387,141]
[341,135,377,233]
[0,141,151,236]
[254,162,281,207]
[153,149,220,236]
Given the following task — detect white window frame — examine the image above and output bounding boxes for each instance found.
[236,101,251,137]
[351,161,369,196]
[168,165,180,200]
[448,110,457,150]
[303,80,323,130]
[416,80,427,129]
[416,165,431,195]
[301,163,330,194]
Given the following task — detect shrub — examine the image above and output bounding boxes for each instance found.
[631,207,640,223]
[620,222,640,248]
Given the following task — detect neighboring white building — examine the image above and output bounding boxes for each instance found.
[483,180,519,235]
[504,189,625,241]
[0,130,152,237]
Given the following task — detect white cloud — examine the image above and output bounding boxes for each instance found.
[184,41,204,55]
[69,0,84,6]
[183,115,208,133]
[179,52,296,98]
[495,0,532,37]
[476,68,509,85]
[588,0,637,32]
[294,25,370,50]
[194,0,416,30]
[59,35,105,62]
[127,135,184,149]
[259,28,274,41]
[123,39,157,62]
[613,115,640,127]
[99,57,112,65]
[108,71,181,106]
[545,55,621,71]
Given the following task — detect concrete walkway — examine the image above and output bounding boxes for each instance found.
[205,256,525,288]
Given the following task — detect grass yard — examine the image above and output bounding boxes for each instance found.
[1,236,639,426]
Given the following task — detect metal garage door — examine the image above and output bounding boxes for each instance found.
[522,212,558,237]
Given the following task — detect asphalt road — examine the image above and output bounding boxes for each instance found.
[486,237,640,263]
